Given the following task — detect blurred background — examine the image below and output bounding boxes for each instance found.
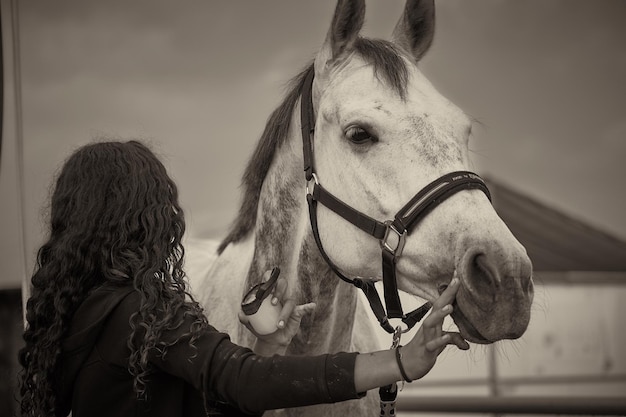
[1,0,625,415]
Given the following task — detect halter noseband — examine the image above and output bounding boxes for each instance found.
[300,69,491,333]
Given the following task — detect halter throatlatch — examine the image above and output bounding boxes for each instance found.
[300,68,492,333]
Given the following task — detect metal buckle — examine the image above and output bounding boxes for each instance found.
[305,172,319,197]
[380,221,406,256]
[391,325,403,349]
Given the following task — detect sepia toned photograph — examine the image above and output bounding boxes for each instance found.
[1,1,625,416]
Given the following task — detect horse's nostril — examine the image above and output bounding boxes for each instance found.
[522,273,534,295]
[438,284,448,295]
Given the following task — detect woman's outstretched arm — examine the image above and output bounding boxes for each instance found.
[150,277,467,414]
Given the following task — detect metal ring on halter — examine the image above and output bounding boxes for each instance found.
[391,326,403,349]
[380,220,407,256]
[305,172,319,196]
[390,322,412,342]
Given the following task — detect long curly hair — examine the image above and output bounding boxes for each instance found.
[18,140,208,416]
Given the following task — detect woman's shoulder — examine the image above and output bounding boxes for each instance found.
[63,283,136,351]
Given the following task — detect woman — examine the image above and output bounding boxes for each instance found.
[19,140,469,417]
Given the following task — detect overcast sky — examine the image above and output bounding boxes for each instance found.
[13,0,626,266]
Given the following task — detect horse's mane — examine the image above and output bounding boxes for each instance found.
[218,38,408,253]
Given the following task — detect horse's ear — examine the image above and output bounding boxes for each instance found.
[315,0,365,74]
[391,0,435,62]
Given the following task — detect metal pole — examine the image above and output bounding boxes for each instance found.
[487,344,501,417]
[7,0,28,326]
[0,0,3,172]
[487,343,500,396]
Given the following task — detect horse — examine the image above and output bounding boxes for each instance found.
[186,0,534,416]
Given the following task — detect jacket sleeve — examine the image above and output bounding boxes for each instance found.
[149,315,363,415]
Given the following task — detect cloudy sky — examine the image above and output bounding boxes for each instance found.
[8,0,626,273]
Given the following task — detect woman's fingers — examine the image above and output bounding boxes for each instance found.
[425,276,460,328]
[422,303,450,342]
[425,332,469,352]
[421,276,470,351]
[432,276,460,310]
[292,302,316,319]
[277,303,316,332]
[276,300,316,329]
[422,280,457,341]
[276,299,296,329]
[272,276,287,305]
[447,332,470,350]
[425,334,451,352]
[423,303,453,328]
[259,269,315,330]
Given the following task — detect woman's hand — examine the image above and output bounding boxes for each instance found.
[401,275,469,380]
[238,270,315,355]
[353,273,469,392]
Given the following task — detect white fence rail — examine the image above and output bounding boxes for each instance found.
[397,396,626,415]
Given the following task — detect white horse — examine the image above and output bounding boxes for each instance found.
[186,0,534,416]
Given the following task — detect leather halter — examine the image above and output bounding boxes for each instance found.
[300,69,491,333]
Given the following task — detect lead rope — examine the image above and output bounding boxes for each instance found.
[379,326,404,417]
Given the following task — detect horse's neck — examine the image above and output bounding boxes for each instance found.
[290,234,359,354]
[238,122,359,353]
[243,225,359,354]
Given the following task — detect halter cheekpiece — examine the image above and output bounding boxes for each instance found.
[300,68,491,333]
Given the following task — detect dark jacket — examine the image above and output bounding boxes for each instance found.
[55,283,361,416]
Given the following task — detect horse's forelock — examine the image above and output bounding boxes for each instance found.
[218,40,407,252]
[354,38,409,99]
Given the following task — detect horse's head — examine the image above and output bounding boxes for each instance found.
[311,0,533,343]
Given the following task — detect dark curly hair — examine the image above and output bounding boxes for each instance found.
[18,140,208,416]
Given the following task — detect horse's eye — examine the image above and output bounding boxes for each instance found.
[345,126,377,144]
